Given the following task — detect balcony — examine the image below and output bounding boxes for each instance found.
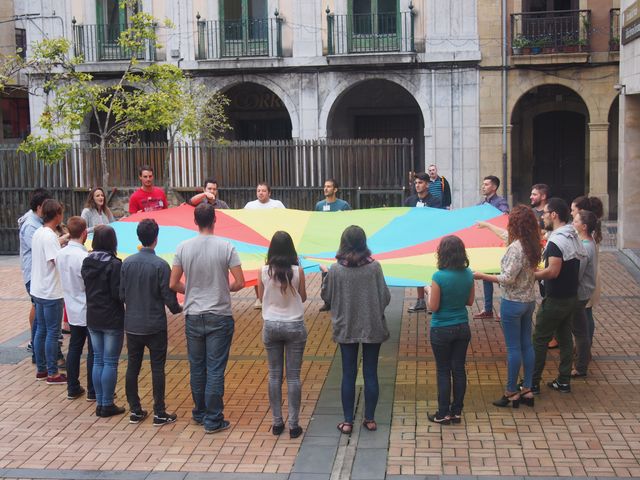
[326,10,415,55]
[72,22,156,62]
[610,8,620,51]
[196,16,283,60]
[510,10,591,56]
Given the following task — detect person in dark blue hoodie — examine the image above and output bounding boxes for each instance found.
[81,225,126,418]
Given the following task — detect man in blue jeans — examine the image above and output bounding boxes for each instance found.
[170,203,245,434]
[30,199,67,384]
[474,175,509,320]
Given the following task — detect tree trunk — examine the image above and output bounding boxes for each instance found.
[163,133,175,193]
[100,138,109,191]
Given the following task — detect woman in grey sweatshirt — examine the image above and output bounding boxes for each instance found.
[321,225,390,434]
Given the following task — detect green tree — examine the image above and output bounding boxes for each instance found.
[18,0,230,192]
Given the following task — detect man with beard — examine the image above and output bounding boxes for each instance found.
[530,184,549,230]
[529,198,584,395]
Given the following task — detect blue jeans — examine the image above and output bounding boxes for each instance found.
[339,343,381,423]
[33,297,63,376]
[88,328,124,407]
[500,299,535,392]
[263,321,307,428]
[430,323,471,417]
[483,281,494,313]
[185,313,234,430]
[585,307,595,343]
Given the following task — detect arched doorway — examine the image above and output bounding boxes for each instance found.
[608,97,619,220]
[223,83,292,140]
[511,84,589,204]
[326,79,424,170]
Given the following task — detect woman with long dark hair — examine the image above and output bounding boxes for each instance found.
[570,208,599,377]
[427,235,475,424]
[81,187,115,233]
[474,205,541,408]
[321,225,390,434]
[257,231,307,439]
[81,225,125,417]
[570,196,603,360]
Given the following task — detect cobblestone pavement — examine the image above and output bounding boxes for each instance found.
[0,250,638,479]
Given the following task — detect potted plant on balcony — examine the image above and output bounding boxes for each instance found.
[530,38,544,54]
[562,35,580,53]
[512,35,531,55]
[541,35,555,54]
[610,36,620,51]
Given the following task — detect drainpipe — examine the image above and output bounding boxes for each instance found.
[502,0,508,200]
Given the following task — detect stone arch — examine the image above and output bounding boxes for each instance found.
[206,76,300,139]
[318,75,429,139]
[510,84,590,204]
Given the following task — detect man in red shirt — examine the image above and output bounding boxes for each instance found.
[129,166,168,214]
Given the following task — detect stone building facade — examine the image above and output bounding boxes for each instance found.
[12,0,483,207]
[478,0,621,217]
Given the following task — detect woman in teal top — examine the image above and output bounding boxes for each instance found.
[426,235,475,424]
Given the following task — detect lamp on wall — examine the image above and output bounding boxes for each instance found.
[614,83,626,95]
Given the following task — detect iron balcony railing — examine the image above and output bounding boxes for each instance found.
[72,22,156,62]
[610,8,620,51]
[196,16,283,59]
[510,9,591,55]
[326,10,415,55]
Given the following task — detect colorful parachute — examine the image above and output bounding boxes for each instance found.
[113,204,508,287]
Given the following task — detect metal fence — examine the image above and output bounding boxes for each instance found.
[0,139,412,253]
[72,22,156,62]
[511,9,591,54]
[196,17,283,59]
[326,10,415,55]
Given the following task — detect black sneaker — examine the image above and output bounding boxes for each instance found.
[86,393,96,402]
[130,410,149,424]
[153,412,177,426]
[26,342,33,352]
[427,412,450,424]
[67,387,86,400]
[319,303,331,312]
[205,420,231,434]
[547,379,571,393]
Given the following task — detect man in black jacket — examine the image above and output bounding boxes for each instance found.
[120,219,182,426]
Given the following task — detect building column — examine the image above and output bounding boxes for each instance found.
[618,94,640,248]
[588,122,610,215]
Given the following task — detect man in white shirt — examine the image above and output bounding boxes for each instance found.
[31,199,67,385]
[244,182,286,209]
[170,203,245,434]
[56,216,93,400]
[244,182,284,308]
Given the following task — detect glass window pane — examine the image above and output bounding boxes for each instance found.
[378,0,396,14]
[224,1,242,21]
[248,0,267,19]
[353,0,372,15]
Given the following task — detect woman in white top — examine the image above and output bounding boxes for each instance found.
[81,187,115,233]
[257,231,307,439]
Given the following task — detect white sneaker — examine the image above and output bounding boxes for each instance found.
[253,299,262,310]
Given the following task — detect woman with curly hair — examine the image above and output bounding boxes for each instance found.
[474,205,541,408]
[427,235,475,424]
[81,187,115,233]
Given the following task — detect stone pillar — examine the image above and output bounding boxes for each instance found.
[618,94,640,248]
[292,0,322,57]
[588,122,610,215]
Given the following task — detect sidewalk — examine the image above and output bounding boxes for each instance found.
[0,251,638,479]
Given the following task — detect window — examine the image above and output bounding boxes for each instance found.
[15,29,26,59]
[352,0,398,35]
[220,0,269,56]
[524,0,578,12]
